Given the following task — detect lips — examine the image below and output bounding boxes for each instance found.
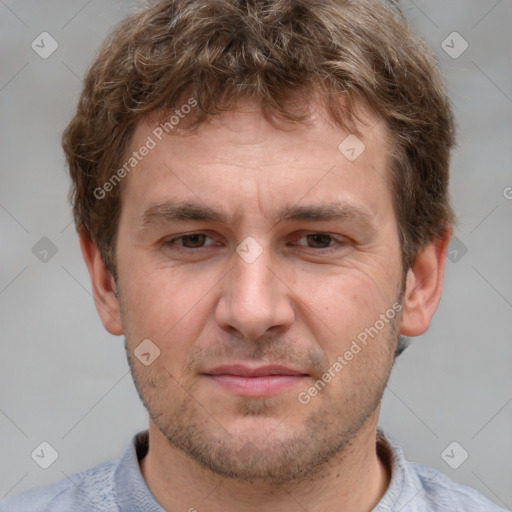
[202,364,308,397]
[205,364,306,377]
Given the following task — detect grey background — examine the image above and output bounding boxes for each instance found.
[1,0,511,508]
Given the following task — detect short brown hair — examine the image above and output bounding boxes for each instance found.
[63,0,455,278]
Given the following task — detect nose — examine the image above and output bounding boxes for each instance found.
[215,243,295,341]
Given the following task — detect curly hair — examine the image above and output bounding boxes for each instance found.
[62,0,456,279]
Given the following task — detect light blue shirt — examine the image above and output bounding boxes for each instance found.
[0,429,507,511]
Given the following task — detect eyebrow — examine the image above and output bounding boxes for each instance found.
[275,203,373,224]
[139,201,374,229]
[140,202,227,227]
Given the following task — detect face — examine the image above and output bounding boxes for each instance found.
[113,102,405,483]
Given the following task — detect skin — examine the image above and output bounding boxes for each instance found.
[80,99,450,512]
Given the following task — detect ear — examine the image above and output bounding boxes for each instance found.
[78,227,124,336]
[400,231,451,337]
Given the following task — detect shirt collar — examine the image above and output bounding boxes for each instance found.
[114,430,164,512]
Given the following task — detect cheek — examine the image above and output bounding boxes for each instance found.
[119,264,220,369]
[299,270,394,345]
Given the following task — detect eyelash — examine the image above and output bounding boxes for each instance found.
[163,232,346,252]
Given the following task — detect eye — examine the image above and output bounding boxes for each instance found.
[295,233,338,249]
[165,233,215,249]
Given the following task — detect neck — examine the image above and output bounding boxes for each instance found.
[140,412,391,512]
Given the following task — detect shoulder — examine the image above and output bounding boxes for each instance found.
[408,461,508,512]
[0,460,118,512]
[376,430,507,512]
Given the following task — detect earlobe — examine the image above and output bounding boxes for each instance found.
[78,228,124,336]
[399,233,451,337]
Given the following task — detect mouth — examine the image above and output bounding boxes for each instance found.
[202,364,309,398]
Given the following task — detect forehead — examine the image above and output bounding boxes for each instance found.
[120,101,392,222]
[142,100,389,159]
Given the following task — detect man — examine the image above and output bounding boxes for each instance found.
[1,0,506,510]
